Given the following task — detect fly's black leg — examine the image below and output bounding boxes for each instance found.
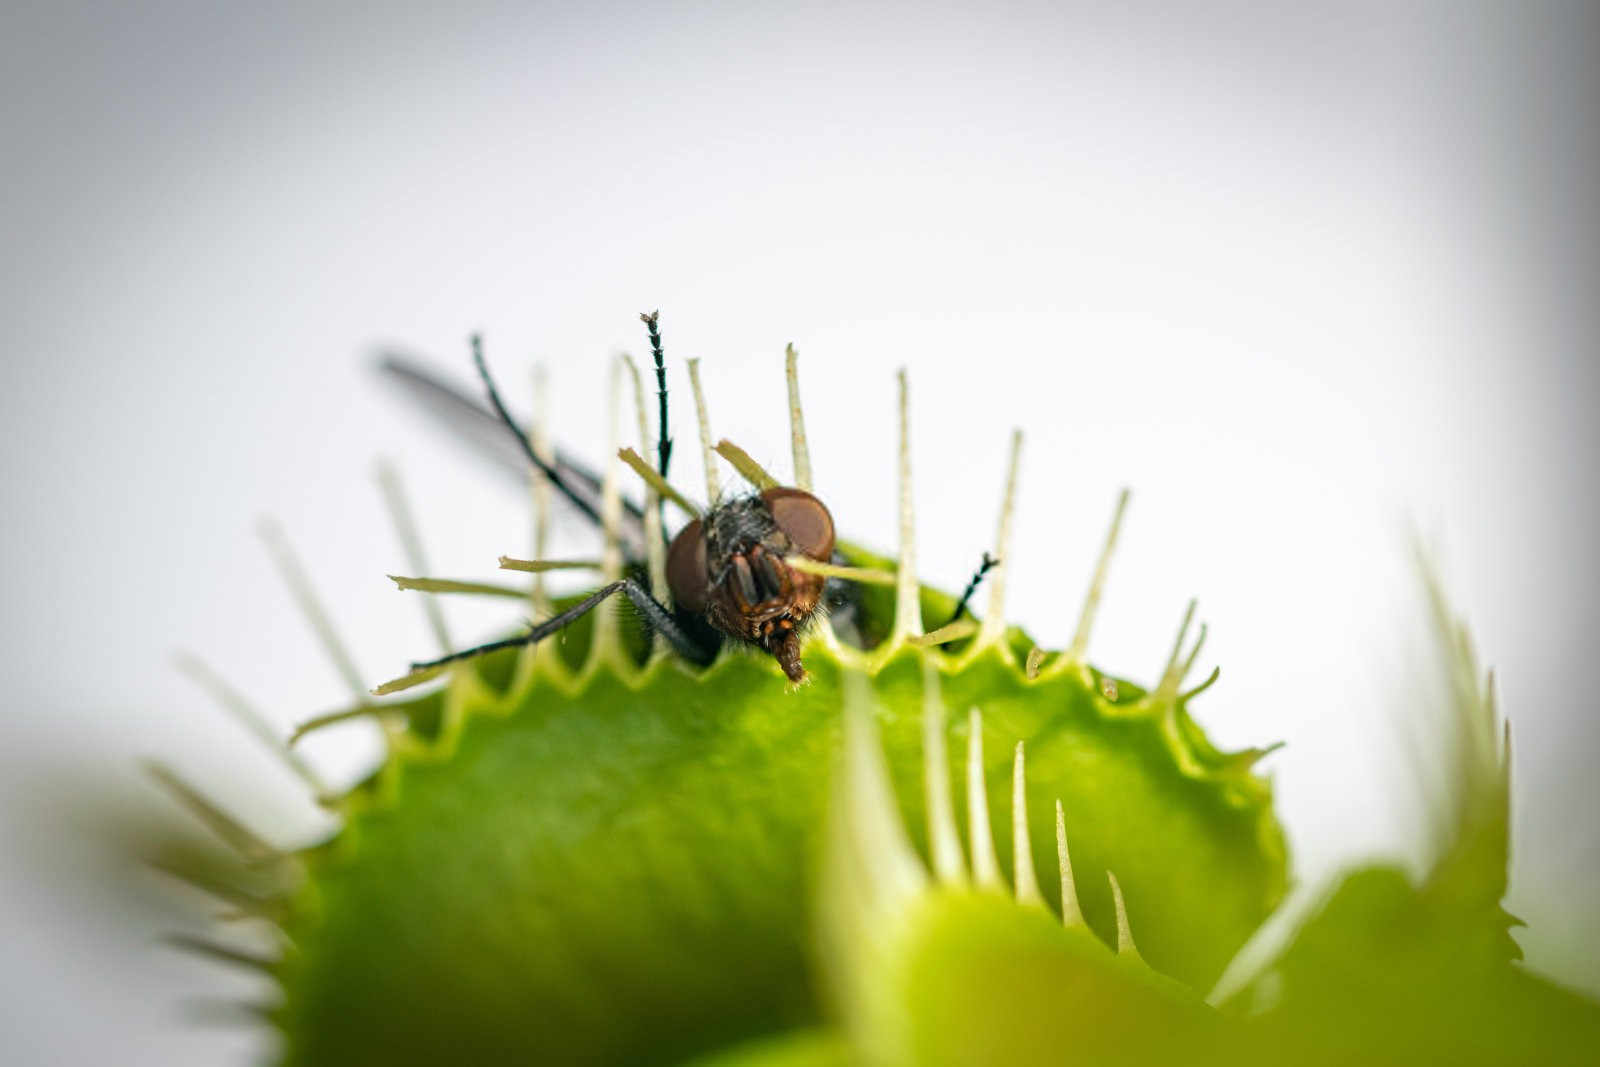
[377,349,648,561]
[940,552,1000,629]
[639,310,672,536]
[639,311,672,483]
[408,578,717,673]
[615,578,717,665]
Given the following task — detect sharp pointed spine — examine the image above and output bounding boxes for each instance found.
[1501,716,1512,794]
[163,933,276,972]
[1181,665,1221,701]
[1011,741,1044,906]
[497,557,604,573]
[389,575,529,598]
[375,460,452,656]
[785,343,815,491]
[976,430,1023,650]
[922,659,965,882]
[1068,488,1130,662]
[1178,622,1208,685]
[784,556,897,585]
[258,519,369,705]
[1231,741,1286,770]
[1055,800,1085,927]
[891,369,922,642]
[174,654,327,794]
[593,358,626,651]
[686,358,722,503]
[148,860,279,917]
[144,762,278,863]
[906,618,979,647]
[843,671,928,905]
[178,998,278,1028]
[966,708,1000,888]
[1108,870,1143,960]
[714,439,780,490]
[1156,599,1198,696]
[528,364,554,616]
[618,447,702,518]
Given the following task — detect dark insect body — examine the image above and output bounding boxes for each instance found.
[396,316,837,684]
[668,489,834,682]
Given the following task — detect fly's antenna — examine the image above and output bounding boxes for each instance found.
[470,333,606,530]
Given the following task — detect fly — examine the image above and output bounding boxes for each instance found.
[385,315,839,683]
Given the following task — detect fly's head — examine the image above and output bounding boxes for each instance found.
[666,488,836,682]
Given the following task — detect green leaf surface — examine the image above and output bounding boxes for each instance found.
[891,891,1219,1066]
[272,626,1284,1064]
[1238,865,1600,1067]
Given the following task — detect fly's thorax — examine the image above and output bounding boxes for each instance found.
[703,495,786,585]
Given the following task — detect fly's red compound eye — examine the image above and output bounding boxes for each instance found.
[761,488,835,562]
[666,518,710,613]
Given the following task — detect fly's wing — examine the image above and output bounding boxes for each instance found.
[376,351,649,562]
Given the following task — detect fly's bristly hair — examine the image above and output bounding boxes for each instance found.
[702,494,783,581]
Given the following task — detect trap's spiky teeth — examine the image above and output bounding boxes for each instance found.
[907,619,980,647]
[1154,599,1203,700]
[785,556,898,586]
[163,933,277,973]
[715,439,779,490]
[178,998,279,1028]
[828,647,1165,977]
[1226,741,1286,772]
[377,459,453,657]
[840,671,928,910]
[922,659,966,884]
[1011,741,1044,907]
[496,556,602,573]
[1415,550,1513,878]
[367,664,450,698]
[890,368,922,644]
[259,518,370,707]
[389,575,529,598]
[1162,600,1196,678]
[974,430,1023,653]
[174,652,327,795]
[1182,665,1222,701]
[786,343,814,493]
[1055,799,1085,928]
[144,761,281,865]
[686,358,723,503]
[515,360,641,676]
[1181,623,1209,680]
[146,854,284,918]
[1108,870,1143,960]
[528,362,555,616]
[1067,488,1131,664]
[597,356,625,591]
[966,707,1001,889]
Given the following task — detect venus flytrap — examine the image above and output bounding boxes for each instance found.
[145,321,1594,1066]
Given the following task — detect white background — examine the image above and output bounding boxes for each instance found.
[3,3,1596,1063]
